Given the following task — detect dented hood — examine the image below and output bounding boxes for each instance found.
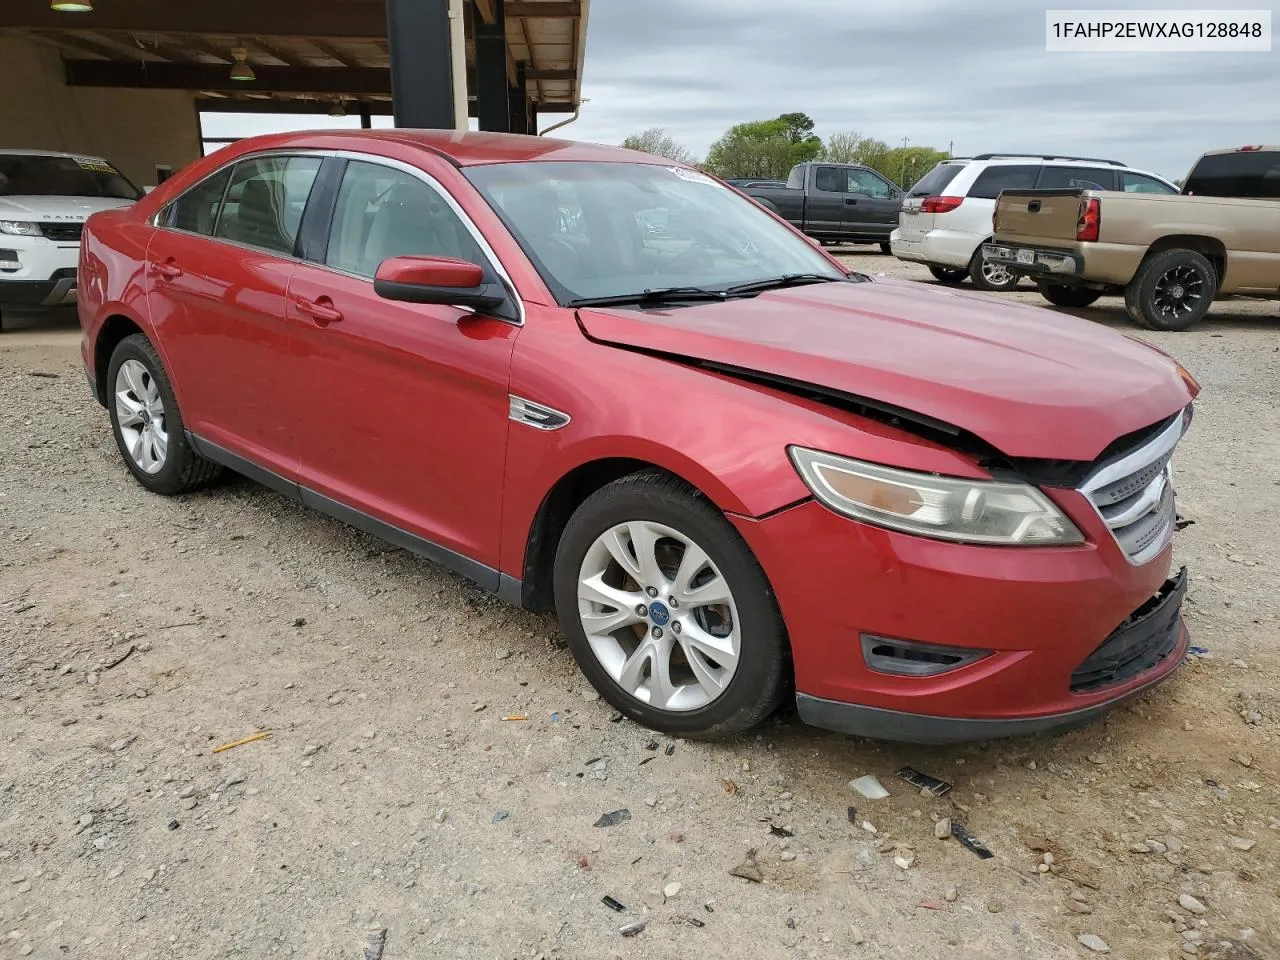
[576,277,1195,462]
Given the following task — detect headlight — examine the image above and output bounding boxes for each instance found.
[0,221,40,236]
[789,447,1084,546]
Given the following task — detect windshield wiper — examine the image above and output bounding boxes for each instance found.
[568,286,730,308]
[723,273,842,296]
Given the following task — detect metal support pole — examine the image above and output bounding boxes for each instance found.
[475,0,510,132]
[385,0,454,128]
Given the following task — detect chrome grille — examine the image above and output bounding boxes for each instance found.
[1079,410,1188,565]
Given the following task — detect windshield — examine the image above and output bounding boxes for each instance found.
[0,154,141,200]
[463,161,845,304]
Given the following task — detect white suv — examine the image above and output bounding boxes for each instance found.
[0,150,142,331]
[890,154,1178,291]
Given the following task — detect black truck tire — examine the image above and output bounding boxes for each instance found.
[1124,249,1217,331]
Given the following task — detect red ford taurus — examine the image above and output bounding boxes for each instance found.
[78,131,1198,741]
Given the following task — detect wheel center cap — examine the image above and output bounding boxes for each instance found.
[1169,284,1185,299]
[647,601,670,626]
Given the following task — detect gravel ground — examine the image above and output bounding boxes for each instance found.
[1,254,1278,960]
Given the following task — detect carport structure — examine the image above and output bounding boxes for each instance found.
[0,0,589,183]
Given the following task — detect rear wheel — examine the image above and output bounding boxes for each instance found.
[553,472,789,738]
[1037,283,1103,308]
[1125,249,1217,331]
[968,249,1019,291]
[107,333,223,495]
[929,265,967,284]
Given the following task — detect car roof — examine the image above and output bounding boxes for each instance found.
[1198,145,1280,156]
[221,129,675,167]
[0,148,110,161]
[935,155,1174,184]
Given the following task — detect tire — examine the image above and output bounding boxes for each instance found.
[552,471,789,739]
[929,265,968,284]
[1037,282,1103,308]
[106,333,222,495]
[968,249,1019,291]
[1124,248,1217,331]
[879,242,892,255]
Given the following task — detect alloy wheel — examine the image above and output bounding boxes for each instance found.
[577,520,740,711]
[1152,264,1205,320]
[981,260,1014,287]
[114,359,168,475]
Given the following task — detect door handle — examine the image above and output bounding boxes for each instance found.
[151,259,182,280]
[294,295,343,325]
[844,198,858,205]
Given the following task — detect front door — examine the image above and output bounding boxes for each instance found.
[286,158,518,570]
[842,168,900,238]
[144,155,322,477]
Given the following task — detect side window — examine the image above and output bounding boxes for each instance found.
[165,168,231,235]
[812,167,843,193]
[846,169,890,198]
[1120,172,1177,194]
[214,155,322,255]
[325,160,484,278]
[1036,166,1116,191]
[966,165,1040,199]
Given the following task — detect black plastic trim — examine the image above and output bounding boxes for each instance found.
[185,431,521,601]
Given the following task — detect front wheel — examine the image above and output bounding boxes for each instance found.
[1037,283,1103,308]
[553,472,789,739]
[107,333,223,495]
[1125,249,1217,331]
[879,241,892,255]
[969,250,1019,291]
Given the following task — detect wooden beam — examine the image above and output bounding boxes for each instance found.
[473,0,498,25]
[517,18,542,102]
[247,37,304,67]
[309,39,357,67]
[194,94,573,117]
[184,35,232,64]
[129,33,199,63]
[526,68,573,81]
[0,0,388,40]
[506,2,581,17]
[65,59,392,95]
[6,28,119,60]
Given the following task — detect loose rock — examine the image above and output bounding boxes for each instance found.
[934,818,951,840]
[1178,893,1207,915]
[1077,933,1110,953]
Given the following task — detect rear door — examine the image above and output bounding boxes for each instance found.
[842,167,900,237]
[805,166,846,236]
[958,164,1040,239]
[144,153,322,477]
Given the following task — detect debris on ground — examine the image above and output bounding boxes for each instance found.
[211,731,270,753]
[619,919,647,937]
[492,810,509,823]
[594,809,631,828]
[846,806,857,824]
[897,765,952,797]
[1178,893,1207,915]
[362,927,387,960]
[934,817,952,840]
[683,916,705,928]
[720,778,740,795]
[951,822,994,859]
[1077,933,1110,953]
[729,849,763,883]
[601,895,625,913]
[102,645,137,670]
[663,882,681,899]
[769,825,794,838]
[849,775,889,800]
[500,714,528,721]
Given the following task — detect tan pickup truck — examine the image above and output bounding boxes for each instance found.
[982,146,1280,330]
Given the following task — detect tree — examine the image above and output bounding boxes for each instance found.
[703,113,825,180]
[881,146,951,189]
[620,127,697,165]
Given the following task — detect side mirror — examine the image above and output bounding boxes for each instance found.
[373,255,511,315]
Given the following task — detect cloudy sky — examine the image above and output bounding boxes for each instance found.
[203,0,1278,182]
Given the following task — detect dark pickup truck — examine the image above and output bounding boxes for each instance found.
[742,162,904,248]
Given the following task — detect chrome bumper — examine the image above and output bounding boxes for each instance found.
[982,243,1079,276]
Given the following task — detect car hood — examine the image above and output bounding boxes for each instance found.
[0,195,135,219]
[575,277,1195,462]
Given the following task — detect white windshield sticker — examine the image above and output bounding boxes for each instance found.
[667,166,717,185]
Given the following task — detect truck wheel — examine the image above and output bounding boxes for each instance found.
[928,266,967,284]
[879,242,891,255]
[968,250,1019,291]
[1037,283,1102,308]
[1125,249,1217,331]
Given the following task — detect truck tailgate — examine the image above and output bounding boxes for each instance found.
[993,189,1085,244]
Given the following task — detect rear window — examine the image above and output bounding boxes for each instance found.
[1183,150,1280,198]
[907,163,964,197]
[966,165,1040,199]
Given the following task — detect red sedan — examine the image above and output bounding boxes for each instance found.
[78,131,1198,742]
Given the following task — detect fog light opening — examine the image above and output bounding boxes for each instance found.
[861,634,990,677]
